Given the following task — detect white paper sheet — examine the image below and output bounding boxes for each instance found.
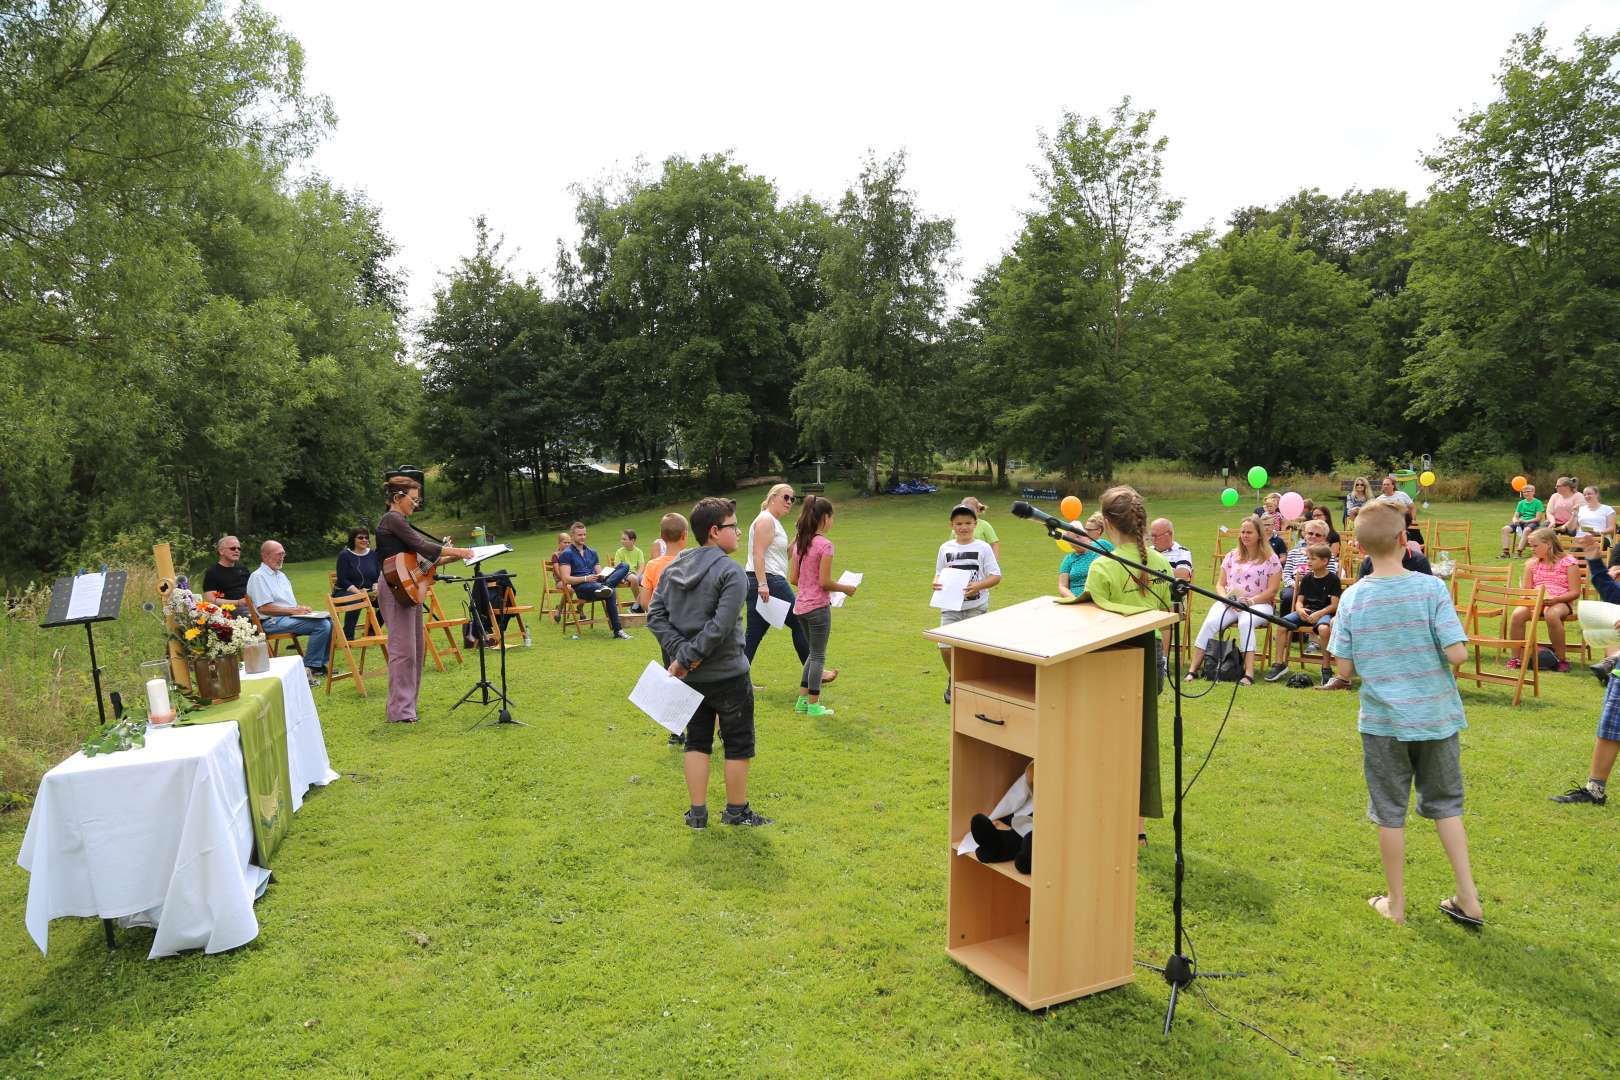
[756,594,791,628]
[463,544,514,566]
[930,566,973,612]
[1579,600,1620,651]
[65,572,105,621]
[828,570,862,608]
[628,660,706,736]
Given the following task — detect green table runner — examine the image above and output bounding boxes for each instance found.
[177,679,291,868]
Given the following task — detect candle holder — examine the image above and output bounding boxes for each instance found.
[242,640,270,675]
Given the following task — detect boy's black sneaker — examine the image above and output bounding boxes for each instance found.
[1550,783,1606,805]
[1263,662,1290,683]
[719,803,773,826]
[667,732,686,747]
[684,807,708,829]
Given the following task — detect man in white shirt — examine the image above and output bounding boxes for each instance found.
[247,540,332,683]
[1148,518,1193,582]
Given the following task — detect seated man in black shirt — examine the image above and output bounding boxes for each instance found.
[201,535,251,601]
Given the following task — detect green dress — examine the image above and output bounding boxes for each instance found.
[1080,546,1174,819]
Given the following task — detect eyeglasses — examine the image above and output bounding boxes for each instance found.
[718,522,742,532]
[781,494,795,503]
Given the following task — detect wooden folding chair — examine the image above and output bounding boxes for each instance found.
[243,595,303,660]
[325,592,388,696]
[1454,582,1545,705]
[559,584,605,637]
[1452,563,1514,631]
[488,582,534,649]
[422,584,467,671]
[1432,521,1473,563]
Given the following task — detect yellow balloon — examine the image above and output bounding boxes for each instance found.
[1419,470,1436,487]
[1054,537,1075,554]
[1059,495,1083,520]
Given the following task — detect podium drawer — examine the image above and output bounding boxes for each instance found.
[953,687,1036,757]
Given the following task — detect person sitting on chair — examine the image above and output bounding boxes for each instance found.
[202,535,250,601]
[248,540,333,685]
[333,526,383,642]
[558,521,632,640]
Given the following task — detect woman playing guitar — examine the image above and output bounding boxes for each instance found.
[376,476,475,723]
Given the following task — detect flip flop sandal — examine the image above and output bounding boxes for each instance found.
[1439,898,1484,928]
[1238,676,1254,686]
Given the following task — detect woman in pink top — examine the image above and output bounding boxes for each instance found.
[1510,527,1582,671]
[1546,476,1583,534]
[788,496,858,717]
[1187,517,1282,684]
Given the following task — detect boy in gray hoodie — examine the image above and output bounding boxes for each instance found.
[648,497,772,828]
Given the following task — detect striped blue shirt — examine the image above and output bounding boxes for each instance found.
[1329,572,1468,740]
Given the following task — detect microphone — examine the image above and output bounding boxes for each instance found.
[1010,501,1096,549]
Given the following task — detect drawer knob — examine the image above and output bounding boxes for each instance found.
[974,712,1005,726]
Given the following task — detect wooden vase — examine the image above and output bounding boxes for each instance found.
[189,657,241,703]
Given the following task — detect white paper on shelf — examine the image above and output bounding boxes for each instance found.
[65,572,105,621]
[628,660,705,736]
[755,594,791,628]
[955,773,1035,857]
[463,544,514,567]
[1579,600,1620,651]
[930,566,973,612]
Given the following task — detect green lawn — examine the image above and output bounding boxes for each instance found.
[1,485,1616,1078]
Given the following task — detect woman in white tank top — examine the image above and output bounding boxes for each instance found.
[744,483,832,683]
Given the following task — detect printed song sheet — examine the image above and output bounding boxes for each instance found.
[629,660,705,736]
[65,572,106,622]
[930,566,972,612]
[463,544,514,566]
[755,594,791,628]
[829,570,862,608]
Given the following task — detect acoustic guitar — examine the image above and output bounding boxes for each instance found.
[382,550,440,606]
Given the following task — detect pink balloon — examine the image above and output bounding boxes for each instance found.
[1278,491,1305,520]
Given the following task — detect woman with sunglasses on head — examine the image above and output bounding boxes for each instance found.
[375,476,475,724]
[744,484,834,687]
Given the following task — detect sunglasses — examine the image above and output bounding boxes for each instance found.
[781,494,795,503]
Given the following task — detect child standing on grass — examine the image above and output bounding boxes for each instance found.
[1325,499,1484,928]
[788,495,857,718]
[935,503,1002,704]
[647,497,771,830]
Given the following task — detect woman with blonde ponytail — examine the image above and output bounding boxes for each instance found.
[1081,485,1175,844]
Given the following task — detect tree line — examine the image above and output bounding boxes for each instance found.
[3,4,1615,584]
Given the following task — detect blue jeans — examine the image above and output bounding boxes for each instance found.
[262,615,333,671]
[744,572,810,664]
[573,563,629,632]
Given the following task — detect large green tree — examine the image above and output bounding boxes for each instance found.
[792,152,955,491]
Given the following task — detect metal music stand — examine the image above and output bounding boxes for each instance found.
[444,558,523,729]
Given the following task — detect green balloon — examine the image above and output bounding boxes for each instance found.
[1247,465,1268,489]
[1220,487,1240,507]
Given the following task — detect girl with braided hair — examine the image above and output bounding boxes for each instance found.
[1079,484,1174,844]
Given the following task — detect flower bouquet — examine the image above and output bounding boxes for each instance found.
[165,589,264,702]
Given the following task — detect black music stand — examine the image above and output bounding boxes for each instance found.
[445,557,523,729]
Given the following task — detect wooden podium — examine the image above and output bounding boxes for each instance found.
[925,596,1177,1010]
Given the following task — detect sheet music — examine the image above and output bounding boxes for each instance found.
[756,594,791,629]
[65,572,105,621]
[829,570,862,608]
[930,566,972,612]
[628,660,706,736]
[463,544,514,567]
[1580,600,1620,651]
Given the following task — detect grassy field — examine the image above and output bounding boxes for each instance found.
[1,484,1616,1078]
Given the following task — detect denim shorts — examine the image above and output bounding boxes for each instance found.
[1598,674,1620,742]
[1280,611,1332,633]
[683,673,756,759]
[1362,732,1464,827]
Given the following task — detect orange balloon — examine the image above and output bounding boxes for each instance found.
[1511,475,1527,492]
[1059,495,1083,520]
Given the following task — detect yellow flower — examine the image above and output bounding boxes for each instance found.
[184,628,201,640]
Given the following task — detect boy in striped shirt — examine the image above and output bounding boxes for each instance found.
[1325,498,1485,929]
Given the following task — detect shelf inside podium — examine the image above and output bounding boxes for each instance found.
[947,929,1031,1003]
[954,674,1035,706]
[950,849,1031,887]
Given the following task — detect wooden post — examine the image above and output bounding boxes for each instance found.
[152,543,191,690]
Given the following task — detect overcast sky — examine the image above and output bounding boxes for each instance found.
[265,0,1616,321]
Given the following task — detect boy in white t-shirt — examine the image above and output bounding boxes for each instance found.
[935,504,1003,704]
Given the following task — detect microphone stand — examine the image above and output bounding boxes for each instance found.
[1029,516,1294,1035]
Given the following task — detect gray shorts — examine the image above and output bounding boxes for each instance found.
[1361,732,1464,827]
[938,604,988,647]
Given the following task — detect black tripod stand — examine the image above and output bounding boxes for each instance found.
[443,565,523,729]
[1010,502,1296,1034]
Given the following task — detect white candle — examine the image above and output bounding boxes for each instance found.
[146,678,171,720]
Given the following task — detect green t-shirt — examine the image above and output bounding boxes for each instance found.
[615,546,646,573]
[1515,498,1545,521]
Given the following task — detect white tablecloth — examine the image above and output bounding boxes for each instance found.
[243,655,339,810]
[18,724,269,958]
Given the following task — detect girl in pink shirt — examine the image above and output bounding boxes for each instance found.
[788,496,858,717]
[1511,528,1582,671]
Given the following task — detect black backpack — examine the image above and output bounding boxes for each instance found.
[1201,637,1243,682]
